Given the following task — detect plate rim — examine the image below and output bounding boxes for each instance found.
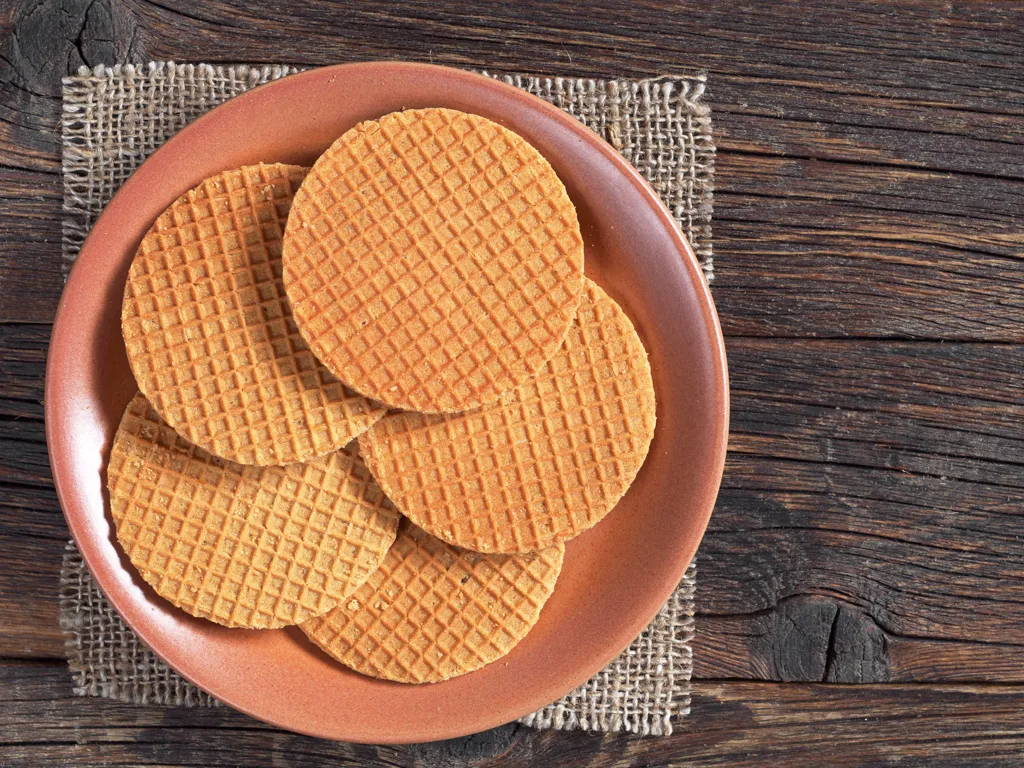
[46,61,729,742]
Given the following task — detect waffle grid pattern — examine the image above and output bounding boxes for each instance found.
[283,108,585,413]
[122,163,385,466]
[108,394,400,628]
[361,279,656,553]
[303,522,564,683]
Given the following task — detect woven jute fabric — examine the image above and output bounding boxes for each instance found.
[59,61,715,736]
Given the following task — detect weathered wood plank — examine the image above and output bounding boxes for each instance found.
[0,0,146,322]
[0,536,64,658]
[0,483,63,541]
[0,323,48,408]
[693,338,1024,683]
[6,335,1024,680]
[3,661,1024,767]
[711,152,1024,340]
[127,1,1024,105]
[0,174,63,323]
[1,0,1023,762]
[1,0,1023,336]
[711,83,1024,179]
[712,225,1024,341]
[0,425,51,487]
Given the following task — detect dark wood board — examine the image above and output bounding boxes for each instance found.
[5,661,1024,768]
[1,0,1023,765]
[5,330,1024,682]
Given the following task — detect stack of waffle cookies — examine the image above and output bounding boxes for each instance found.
[111,108,656,684]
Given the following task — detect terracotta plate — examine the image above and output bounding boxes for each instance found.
[46,62,728,743]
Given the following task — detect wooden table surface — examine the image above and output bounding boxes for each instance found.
[2,1,1023,765]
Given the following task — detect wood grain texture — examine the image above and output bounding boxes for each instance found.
[1,0,1022,336]
[0,535,64,658]
[711,155,1024,340]
[1,0,1024,764]
[694,339,1024,683]
[0,0,145,322]
[4,661,1024,768]
[6,329,1024,682]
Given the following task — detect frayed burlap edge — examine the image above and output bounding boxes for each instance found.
[59,61,714,736]
[59,543,219,707]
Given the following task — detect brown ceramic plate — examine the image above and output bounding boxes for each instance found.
[46,62,728,743]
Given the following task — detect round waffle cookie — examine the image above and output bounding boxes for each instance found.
[360,279,656,554]
[282,108,585,414]
[302,520,564,683]
[122,162,386,466]
[107,393,401,629]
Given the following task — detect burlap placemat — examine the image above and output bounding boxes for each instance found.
[58,62,715,737]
